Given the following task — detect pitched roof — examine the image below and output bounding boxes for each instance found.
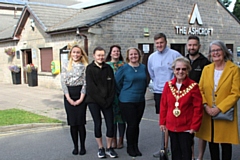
[0,13,20,40]
[0,0,78,6]
[3,0,238,41]
[0,0,25,5]
[48,0,146,32]
[26,4,81,31]
[18,0,146,33]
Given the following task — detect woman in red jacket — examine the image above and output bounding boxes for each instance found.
[160,57,203,160]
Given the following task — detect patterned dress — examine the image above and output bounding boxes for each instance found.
[106,61,125,124]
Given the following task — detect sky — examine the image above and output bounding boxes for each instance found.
[228,0,236,12]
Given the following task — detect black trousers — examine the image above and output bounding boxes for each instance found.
[210,118,232,160]
[209,142,232,160]
[119,101,145,147]
[154,93,162,114]
[168,131,194,160]
[88,103,114,138]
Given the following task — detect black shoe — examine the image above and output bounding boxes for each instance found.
[127,146,137,157]
[98,147,106,159]
[79,148,86,155]
[106,147,118,158]
[134,145,142,156]
[72,148,78,155]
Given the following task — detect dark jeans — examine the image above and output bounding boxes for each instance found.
[209,142,232,160]
[88,103,114,138]
[168,131,194,160]
[154,93,162,114]
[119,101,145,146]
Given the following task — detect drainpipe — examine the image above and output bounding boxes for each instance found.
[76,28,88,55]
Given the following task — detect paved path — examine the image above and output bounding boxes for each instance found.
[0,83,153,132]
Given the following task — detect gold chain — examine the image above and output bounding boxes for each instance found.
[168,81,197,101]
[168,81,197,117]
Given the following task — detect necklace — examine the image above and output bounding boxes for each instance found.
[131,66,137,72]
[129,63,139,72]
[168,81,197,117]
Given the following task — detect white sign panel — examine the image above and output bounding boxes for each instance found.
[143,44,150,53]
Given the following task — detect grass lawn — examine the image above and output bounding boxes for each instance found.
[0,108,62,126]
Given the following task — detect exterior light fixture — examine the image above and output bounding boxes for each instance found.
[144,28,149,37]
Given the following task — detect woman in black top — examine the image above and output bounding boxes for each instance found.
[85,46,118,158]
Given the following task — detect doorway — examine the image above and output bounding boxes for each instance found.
[170,44,185,56]
[22,49,32,83]
[138,43,154,83]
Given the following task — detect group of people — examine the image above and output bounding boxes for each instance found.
[61,44,147,158]
[61,32,240,160]
[150,33,240,160]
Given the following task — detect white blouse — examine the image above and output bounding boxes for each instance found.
[214,69,223,91]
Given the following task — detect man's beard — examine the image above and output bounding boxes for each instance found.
[188,50,199,56]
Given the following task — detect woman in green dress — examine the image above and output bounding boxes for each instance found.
[106,45,126,149]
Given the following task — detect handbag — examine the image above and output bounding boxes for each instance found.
[211,90,234,121]
[212,104,234,121]
[159,131,169,160]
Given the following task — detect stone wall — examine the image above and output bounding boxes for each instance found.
[89,0,240,61]
[1,0,239,89]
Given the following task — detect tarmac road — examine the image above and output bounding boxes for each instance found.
[0,83,239,160]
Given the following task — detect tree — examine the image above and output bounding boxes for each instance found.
[220,0,232,7]
[233,0,240,20]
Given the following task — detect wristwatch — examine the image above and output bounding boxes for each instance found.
[203,103,208,108]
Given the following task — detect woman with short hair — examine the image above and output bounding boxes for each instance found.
[196,40,240,160]
[160,57,203,160]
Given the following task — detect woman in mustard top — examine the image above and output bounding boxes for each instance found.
[196,40,240,160]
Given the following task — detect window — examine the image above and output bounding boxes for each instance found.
[40,48,53,72]
[170,44,185,56]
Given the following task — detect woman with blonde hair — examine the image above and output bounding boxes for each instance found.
[115,47,147,157]
[61,45,88,156]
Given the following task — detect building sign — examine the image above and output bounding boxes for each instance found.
[175,4,213,36]
[189,4,202,25]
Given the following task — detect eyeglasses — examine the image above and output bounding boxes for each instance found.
[210,48,222,53]
[175,68,187,71]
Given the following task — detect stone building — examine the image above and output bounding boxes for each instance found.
[0,0,239,89]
